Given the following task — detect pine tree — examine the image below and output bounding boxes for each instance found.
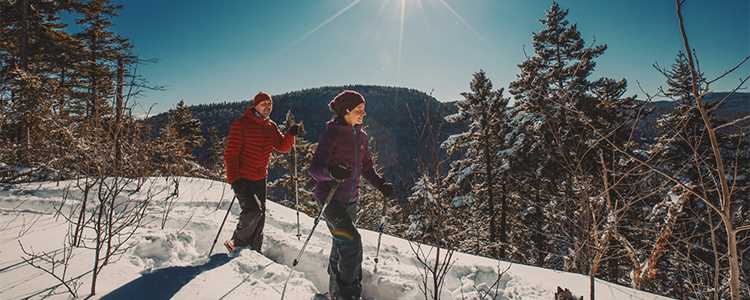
[73,0,132,129]
[153,100,205,176]
[651,51,710,179]
[441,70,511,257]
[171,100,205,154]
[267,134,318,217]
[352,137,407,235]
[406,174,444,244]
[508,1,609,180]
[640,51,750,298]
[647,53,712,295]
[0,0,79,164]
[155,121,186,176]
[205,126,224,177]
[507,1,636,275]
[492,106,551,263]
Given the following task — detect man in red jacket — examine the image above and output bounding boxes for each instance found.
[223,91,299,253]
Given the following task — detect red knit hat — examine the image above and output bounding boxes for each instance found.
[253,92,272,107]
[329,90,365,117]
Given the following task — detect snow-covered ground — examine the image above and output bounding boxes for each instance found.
[0,177,672,299]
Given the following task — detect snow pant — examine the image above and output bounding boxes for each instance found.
[324,201,362,300]
[230,178,266,251]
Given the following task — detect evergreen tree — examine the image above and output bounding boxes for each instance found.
[267,134,318,217]
[405,174,444,244]
[155,121,185,175]
[651,51,709,180]
[641,51,750,298]
[73,0,132,128]
[353,137,407,235]
[507,1,635,275]
[494,107,548,263]
[152,100,205,176]
[0,0,79,164]
[170,100,205,154]
[441,70,510,257]
[205,126,224,177]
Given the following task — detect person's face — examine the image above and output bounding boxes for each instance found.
[344,103,366,125]
[255,100,273,119]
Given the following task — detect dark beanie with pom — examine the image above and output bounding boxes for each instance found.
[329,90,365,117]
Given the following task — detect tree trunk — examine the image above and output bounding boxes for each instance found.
[675,2,742,297]
[73,180,91,246]
[17,0,30,164]
[484,132,497,257]
[534,189,546,265]
[58,66,67,118]
[725,222,741,300]
[499,181,507,258]
[707,206,720,300]
[89,31,99,128]
[105,58,125,264]
[433,247,441,300]
[91,200,105,295]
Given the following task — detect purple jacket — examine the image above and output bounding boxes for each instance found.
[309,119,385,204]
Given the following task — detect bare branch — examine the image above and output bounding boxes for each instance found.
[18,241,79,297]
[707,55,750,85]
[716,114,750,131]
[709,73,750,113]
[735,225,750,234]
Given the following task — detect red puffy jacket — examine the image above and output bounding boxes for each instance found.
[224,107,295,183]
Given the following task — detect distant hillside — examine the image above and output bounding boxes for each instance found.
[146,85,462,195]
[638,92,750,140]
[147,88,748,193]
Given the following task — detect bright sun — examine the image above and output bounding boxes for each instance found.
[289,0,481,83]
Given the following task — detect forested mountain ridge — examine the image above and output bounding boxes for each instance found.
[638,92,750,140]
[145,87,748,195]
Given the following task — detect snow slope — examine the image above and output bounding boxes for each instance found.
[0,177,673,299]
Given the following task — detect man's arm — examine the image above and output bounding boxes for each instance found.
[272,122,295,153]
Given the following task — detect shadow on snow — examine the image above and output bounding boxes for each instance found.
[101,254,233,300]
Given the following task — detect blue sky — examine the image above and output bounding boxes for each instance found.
[101,0,749,113]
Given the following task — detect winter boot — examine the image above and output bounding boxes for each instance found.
[313,292,331,300]
[223,239,236,253]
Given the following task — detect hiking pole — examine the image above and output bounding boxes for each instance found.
[208,195,236,257]
[373,194,391,273]
[293,145,301,240]
[293,123,305,240]
[286,111,304,241]
[281,181,340,300]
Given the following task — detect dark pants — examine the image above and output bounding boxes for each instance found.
[231,178,266,251]
[324,201,362,300]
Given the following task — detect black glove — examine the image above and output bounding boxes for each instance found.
[328,164,351,181]
[380,182,394,198]
[287,124,301,135]
[231,179,246,192]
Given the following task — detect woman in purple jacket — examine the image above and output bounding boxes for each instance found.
[309,90,394,300]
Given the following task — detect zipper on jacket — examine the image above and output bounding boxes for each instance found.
[352,126,358,196]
